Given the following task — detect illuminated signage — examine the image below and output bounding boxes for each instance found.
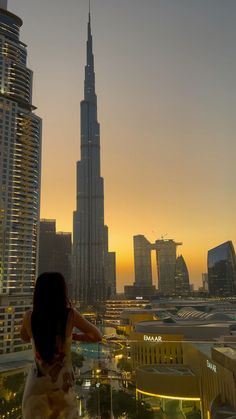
[144,335,162,342]
[206,360,217,373]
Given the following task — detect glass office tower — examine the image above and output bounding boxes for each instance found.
[175,255,190,296]
[208,241,236,296]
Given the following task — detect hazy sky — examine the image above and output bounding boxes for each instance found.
[9,0,236,291]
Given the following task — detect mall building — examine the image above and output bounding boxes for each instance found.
[123,315,236,418]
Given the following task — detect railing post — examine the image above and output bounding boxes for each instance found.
[110,378,114,419]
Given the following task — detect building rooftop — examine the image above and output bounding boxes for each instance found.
[214,346,236,360]
[136,320,234,328]
[191,342,213,357]
[138,365,194,376]
[134,320,234,341]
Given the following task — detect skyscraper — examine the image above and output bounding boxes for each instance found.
[131,235,183,297]
[208,241,236,297]
[155,239,182,295]
[124,235,155,299]
[38,220,56,274]
[202,273,209,292]
[73,13,116,303]
[175,255,190,296]
[0,1,41,353]
[133,235,152,287]
[0,1,42,295]
[39,220,72,296]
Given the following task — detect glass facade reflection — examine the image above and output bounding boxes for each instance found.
[208,241,236,297]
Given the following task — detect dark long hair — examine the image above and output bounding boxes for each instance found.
[31,272,70,363]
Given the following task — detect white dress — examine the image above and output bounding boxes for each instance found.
[22,310,79,419]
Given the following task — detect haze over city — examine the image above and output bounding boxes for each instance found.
[10,0,236,291]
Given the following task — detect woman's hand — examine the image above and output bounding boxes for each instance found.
[72,309,103,343]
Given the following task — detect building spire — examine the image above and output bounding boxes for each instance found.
[87,0,92,44]
[85,3,96,102]
[88,0,91,36]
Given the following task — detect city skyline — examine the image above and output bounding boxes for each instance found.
[9,0,236,291]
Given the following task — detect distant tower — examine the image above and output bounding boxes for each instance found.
[202,273,209,292]
[175,255,190,296]
[55,232,72,297]
[124,234,155,299]
[38,220,57,274]
[155,239,182,295]
[0,1,7,10]
[73,12,116,303]
[39,220,72,296]
[133,235,152,286]
[208,241,236,297]
[0,3,42,294]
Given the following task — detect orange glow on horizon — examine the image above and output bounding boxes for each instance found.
[34,1,236,295]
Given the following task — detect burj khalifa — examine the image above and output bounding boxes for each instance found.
[73,12,116,304]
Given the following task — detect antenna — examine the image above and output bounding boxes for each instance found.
[161,233,168,240]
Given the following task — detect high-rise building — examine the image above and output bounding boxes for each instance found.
[175,255,190,296]
[0,2,42,295]
[124,234,156,299]
[103,225,116,299]
[130,235,183,297]
[134,235,152,287]
[38,220,56,274]
[155,239,182,295]
[0,2,41,353]
[38,220,72,296]
[208,241,236,297]
[202,273,209,292]
[73,12,116,304]
[54,232,72,295]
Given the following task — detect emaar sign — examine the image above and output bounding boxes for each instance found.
[143,335,162,343]
[206,360,217,373]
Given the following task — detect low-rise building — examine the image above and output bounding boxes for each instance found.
[103,299,149,327]
[130,318,236,418]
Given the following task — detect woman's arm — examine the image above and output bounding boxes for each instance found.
[72,309,102,343]
[20,311,31,343]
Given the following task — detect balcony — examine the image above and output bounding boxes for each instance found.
[0,338,236,418]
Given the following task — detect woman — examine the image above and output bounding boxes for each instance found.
[21,272,102,419]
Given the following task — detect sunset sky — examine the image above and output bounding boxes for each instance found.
[10,0,236,292]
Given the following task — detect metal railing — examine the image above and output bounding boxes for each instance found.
[1,338,236,418]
